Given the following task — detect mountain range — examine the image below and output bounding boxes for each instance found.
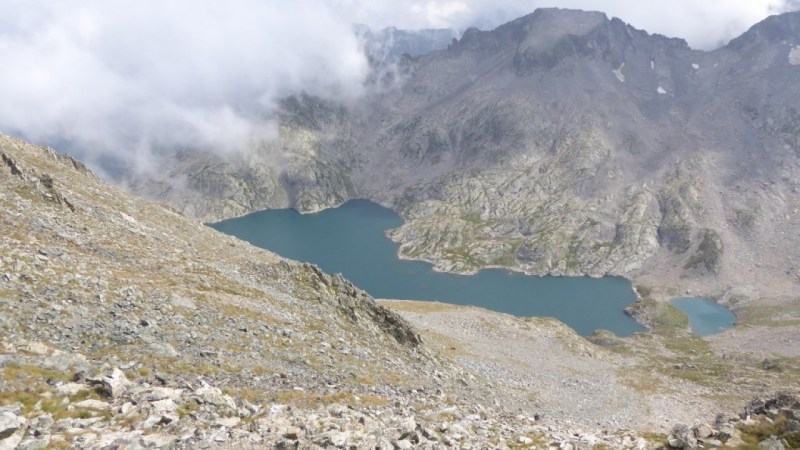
[132,8,800,307]
[3,7,800,449]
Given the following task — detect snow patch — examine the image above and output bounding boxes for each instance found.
[790,46,800,66]
[613,63,625,82]
[657,86,667,94]
[650,60,655,70]
[692,63,700,70]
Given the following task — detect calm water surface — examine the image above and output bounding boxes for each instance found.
[211,199,646,336]
[671,297,736,336]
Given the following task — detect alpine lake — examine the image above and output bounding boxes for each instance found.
[211,199,733,337]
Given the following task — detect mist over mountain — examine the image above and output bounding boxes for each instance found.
[0,0,797,182]
[124,8,800,307]
[356,25,458,60]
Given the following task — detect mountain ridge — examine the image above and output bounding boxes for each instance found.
[128,8,800,307]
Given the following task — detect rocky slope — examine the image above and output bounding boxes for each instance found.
[132,8,800,306]
[4,135,799,448]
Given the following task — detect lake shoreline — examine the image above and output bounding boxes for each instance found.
[210,199,647,337]
[212,199,751,338]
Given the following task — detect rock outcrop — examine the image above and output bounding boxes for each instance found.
[668,392,800,449]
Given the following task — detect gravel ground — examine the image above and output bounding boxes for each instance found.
[707,324,800,359]
[381,300,723,433]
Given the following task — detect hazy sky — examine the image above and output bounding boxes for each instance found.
[0,0,796,174]
[339,0,797,49]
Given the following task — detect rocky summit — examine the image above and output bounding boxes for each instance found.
[134,8,800,308]
[2,130,800,447]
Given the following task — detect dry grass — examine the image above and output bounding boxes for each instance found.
[617,368,674,395]
[736,301,800,327]
[378,299,464,313]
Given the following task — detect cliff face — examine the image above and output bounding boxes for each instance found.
[133,9,800,300]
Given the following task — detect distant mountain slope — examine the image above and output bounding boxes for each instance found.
[134,8,800,303]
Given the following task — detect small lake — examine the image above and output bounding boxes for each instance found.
[671,297,736,336]
[210,199,646,337]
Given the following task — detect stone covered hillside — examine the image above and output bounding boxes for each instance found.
[0,134,452,448]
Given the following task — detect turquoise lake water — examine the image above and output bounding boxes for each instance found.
[671,297,736,336]
[210,199,646,337]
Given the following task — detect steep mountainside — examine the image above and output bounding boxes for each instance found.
[133,9,800,304]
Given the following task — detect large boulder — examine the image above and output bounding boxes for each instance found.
[668,423,698,449]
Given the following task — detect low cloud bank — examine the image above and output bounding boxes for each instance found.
[0,1,369,175]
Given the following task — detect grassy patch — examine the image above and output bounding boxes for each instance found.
[177,400,201,419]
[635,285,653,298]
[627,298,689,335]
[618,369,673,394]
[489,249,519,267]
[378,300,462,313]
[738,414,793,447]
[443,246,482,268]
[0,388,110,421]
[736,301,800,327]
[662,362,729,386]
[460,211,482,223]
[2,363,72,383]
[639,432,669,447]
[0,390,41,412]
[663,335,712,356]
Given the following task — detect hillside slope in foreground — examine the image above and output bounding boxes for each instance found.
[1,134,799,448]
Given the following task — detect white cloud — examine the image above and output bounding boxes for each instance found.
[0,0,369,174]
[411,1,472,28]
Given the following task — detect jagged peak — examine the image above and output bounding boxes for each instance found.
[515,7,609,31]
[449,8,609,53]
[449,7,690,58]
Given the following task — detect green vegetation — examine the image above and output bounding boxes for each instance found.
[738,413,800,448]
[626,297,689,335]
[736,301,800,326]
[634,285,653,298]
[683,229,724,274]
[460,211,482,223]
[443,246,482,268]
[378,300,461,313]
[2,363,71,383]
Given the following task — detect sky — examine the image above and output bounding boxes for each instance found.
[339,0,798,49]
[0,0,797,175]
